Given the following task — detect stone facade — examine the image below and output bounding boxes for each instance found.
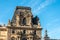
[0,6,59,40]
[0,27,8,40]
[7,6,42,40]
[0,6,42,40]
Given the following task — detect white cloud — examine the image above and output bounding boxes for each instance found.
[27,0,40,8]
[33,0,56,15]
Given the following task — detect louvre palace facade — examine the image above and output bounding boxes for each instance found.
[0,6,59,40]
[0,6,42,40]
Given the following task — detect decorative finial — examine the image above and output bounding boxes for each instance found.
[3,24,5,26]
[44,30,50,40]
[45,30,48,37]
[8,19,11,26]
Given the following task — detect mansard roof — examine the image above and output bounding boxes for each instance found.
[16,6,31,10]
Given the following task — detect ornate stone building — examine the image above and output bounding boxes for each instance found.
[0,6,42,40]
[0,6,59,40]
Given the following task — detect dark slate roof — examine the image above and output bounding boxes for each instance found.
[16,6,31,10]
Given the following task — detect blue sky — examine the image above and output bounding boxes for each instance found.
[0,0,60,39]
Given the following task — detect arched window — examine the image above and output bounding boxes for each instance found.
[22,38,27,40]
[11,37,15,40]
[12,29,15,34]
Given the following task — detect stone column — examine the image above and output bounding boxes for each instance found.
[16,14,20,26]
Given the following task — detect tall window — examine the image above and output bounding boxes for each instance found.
[20,12,26,25]
[34,30,36,35]
[23,30,26,34]
[20,12,23,25]
[23,18,26,25]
